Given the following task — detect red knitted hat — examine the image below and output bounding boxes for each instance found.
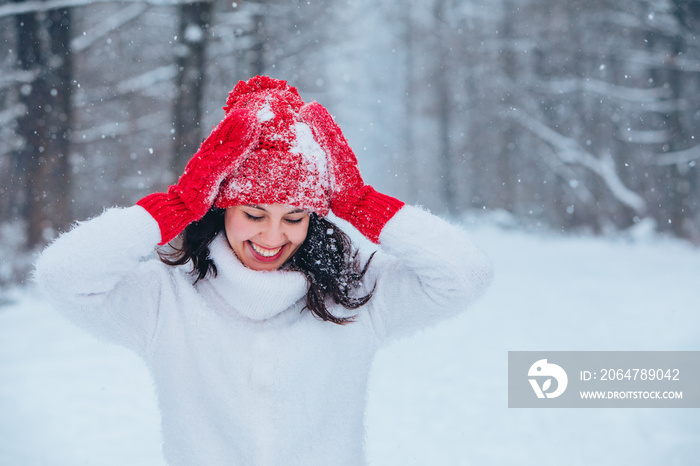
[214,76,331,216]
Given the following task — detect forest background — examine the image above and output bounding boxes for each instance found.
[1,0,699,287]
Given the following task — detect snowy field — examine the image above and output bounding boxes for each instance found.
[1,221,699,465]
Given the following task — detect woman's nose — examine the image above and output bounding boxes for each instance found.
[260,222,285,246]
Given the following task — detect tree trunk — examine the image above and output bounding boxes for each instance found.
[43,7,73,237]
[14,4,74,248]
[497,0,517,213]
[401,1,417,204]
[172,1,213,176]
[432,0,456,215]
[664,36,694,238]
[15,6,48,248]
[250,8,266,77]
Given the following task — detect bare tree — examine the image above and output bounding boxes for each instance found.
[172,0,213,175]
[44,7,74,238]
[12,3,73,248]
[431,0,457,215]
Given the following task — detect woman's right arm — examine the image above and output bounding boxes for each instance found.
[35,206,166,354]
[36,108,260,353]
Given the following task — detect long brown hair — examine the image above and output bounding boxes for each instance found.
[159,208,374,324]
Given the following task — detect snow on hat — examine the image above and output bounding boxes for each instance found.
[214,76,331,216]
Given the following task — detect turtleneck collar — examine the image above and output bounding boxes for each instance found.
[204,233,308,321]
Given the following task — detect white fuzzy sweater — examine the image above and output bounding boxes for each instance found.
[35,204,493,465]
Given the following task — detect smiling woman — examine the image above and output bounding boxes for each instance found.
[162,200,373,325]
[225,204,310,271]
[34,76,493,465]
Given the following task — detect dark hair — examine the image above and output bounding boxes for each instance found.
[159,208,375,325]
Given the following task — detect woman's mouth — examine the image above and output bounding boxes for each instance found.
[248,241,285,261]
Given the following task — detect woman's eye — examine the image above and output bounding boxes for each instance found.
[284,217,303,224]
[244,212,263,222]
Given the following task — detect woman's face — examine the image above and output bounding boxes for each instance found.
[224,204,310,271]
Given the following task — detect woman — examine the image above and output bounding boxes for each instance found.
[36,76,493,465]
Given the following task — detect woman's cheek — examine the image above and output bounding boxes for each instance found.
[294,220,311,245]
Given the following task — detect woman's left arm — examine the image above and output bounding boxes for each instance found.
[364,204,493,341]
[301,102,492,341]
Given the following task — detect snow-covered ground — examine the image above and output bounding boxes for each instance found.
[1,222,699,465]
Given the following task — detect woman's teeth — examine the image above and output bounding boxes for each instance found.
[250,242,282,257]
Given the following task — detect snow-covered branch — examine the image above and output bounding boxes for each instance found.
[0,103,26,126]
[624,50,700,73]
[512,108,647,215]
[539,78,671,103]
[0,0,203,19]
[534,78,700,114]
[617,128,670,144]
[115,65,178,95]
[653,145,700,166]
[599,9,680,38]
[0,69,38,91]
[71,3,149,52]
[0,104,25,155]
[72,110,170,143]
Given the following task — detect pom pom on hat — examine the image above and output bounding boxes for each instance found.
[215,76,332,215]
[223,75,302,115]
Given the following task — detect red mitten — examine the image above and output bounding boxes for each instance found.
[300,102,404,243]
[138,108,260,244]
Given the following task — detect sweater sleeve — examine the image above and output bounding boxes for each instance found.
[361,205,493,343]
[34,205,168,354]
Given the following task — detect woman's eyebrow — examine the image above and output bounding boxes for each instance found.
[245,204,268,212]
[244,205,306,215]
